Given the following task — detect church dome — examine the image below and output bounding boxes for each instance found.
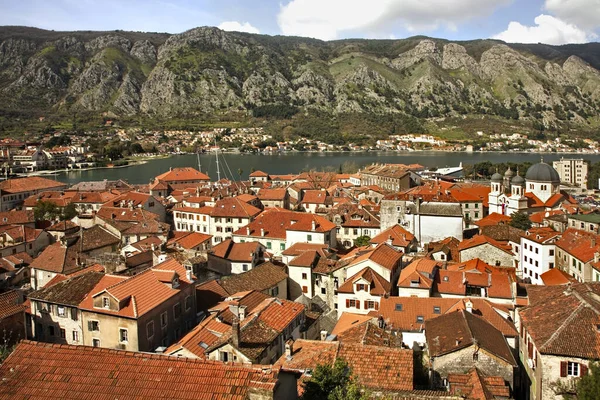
[504,167,514,177]
[511,175,525,185]
[525,162,560,183]
[491,172,503,182]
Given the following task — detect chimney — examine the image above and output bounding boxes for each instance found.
[387,235,393,246]
[239,305,247,321]
[320,330,328,341]
[260,228,265,237]
[285,339,294,359]
[311,220,316,231]
[232,317,240,348]
[246,227,250,236]
[465,300,473,313]
[455,339,461,347]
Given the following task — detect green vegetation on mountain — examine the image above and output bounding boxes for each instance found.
[1,26,600,139]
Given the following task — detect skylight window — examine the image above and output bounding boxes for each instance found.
[395,304,402,311]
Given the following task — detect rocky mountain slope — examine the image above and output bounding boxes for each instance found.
[1,26,600,127]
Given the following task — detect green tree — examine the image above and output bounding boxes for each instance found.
[354,236,371,247]
[302,359,368,400]
[509,212,532,231]
[61,203,78,221]
[33,201,60,221]
[577,361,600,400]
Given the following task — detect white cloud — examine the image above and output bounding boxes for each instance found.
[276,0,511,41]
[493,14,595,45]
[218,21,260,34]
[544,0,600,30]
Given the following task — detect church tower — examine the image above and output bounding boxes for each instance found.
[488,171,504,215]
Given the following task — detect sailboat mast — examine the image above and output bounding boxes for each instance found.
[197,152,202,173]
[215,139,221,182]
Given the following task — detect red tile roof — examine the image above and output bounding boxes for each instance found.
[397,258,440,289]
[0,340,278,399]
[154,167,210,182]
[0,290,24,320]
[211,197,262,218]
[79,258,191,318]
[378,296,516,336]
[233,209,336,239]
[520,283,600,359]
[167,231,211,249]
[347,243,403,272]
[211,239,263,262]
[338,267,391,296]
[0,176,66,194]
[448,368,511,399]
[370,224,415,248]
[425,310,516,366]
[540,268,575,286]
[331,312,374,336]
[458,235,514,256]
[474,212,511,228]
[276,339,414,392]
[555,228,600,263]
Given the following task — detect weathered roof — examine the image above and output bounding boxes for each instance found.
[0,340,278,399]
[219,262,288,294]
[29,272,104,306]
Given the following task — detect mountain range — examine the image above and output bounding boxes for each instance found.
[1,26,600,131]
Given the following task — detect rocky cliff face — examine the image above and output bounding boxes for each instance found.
[0,26,599,125]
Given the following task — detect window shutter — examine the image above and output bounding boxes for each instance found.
[581,363,588,376]
[364,300,368,309]
[528,342,533,359]
[374,302,379,311]
[356,301,360,310]
[346,299,350,308]
[71,308,78,321]
[560,361,567,377]
[87,321,92,331]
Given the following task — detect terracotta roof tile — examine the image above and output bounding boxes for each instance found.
[0,176,66,194]
[211,239,263,262]
[154,167,210,182]
[0,340,278,399]
[338,267,391,296]
[233,209,336,239]
[219,262,288,294]
[348,243,403,271]
[371,225,415,248]
[425,310,516,366]
[0,290,25,320]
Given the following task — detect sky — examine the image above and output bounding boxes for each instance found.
[0,0,599,45]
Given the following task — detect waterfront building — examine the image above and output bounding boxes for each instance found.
[552,158,588,189]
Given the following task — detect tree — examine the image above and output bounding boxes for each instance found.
[33,201,60,221]
[509,212,532,231]
[354,236,371,247]
[577,361,600,400]
[61,203,78,221]
[302,359,369,400]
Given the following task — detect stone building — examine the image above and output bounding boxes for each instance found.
[425,309,517,391]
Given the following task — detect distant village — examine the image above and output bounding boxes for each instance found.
[0,157,599,400]
[2,127,599,176]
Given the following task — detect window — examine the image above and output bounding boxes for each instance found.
[47,326,55,337]
[568,362,580,377]
[307,234,312,242]
[395,303,403,311]
[242,264,248,272]
[280,243,285,251]
[57,306,65,317]
[302,273,308,280]
[416,316,424,323]
[321,287,326,295]
[365,300,377,309]
[465,203,469,209]
[549,249,554,256]
[271,286,280,297]
[173,303,182,320]
[119,328,128,343]
[433,306,441,314]
[70,308,78,321]
[356,284,366,291]
[60,328,66,339]
[147,321,155,339]
[88,320,99,331]
[72,331,79,342]
[161,312,168,328]
[102,297,110,309]
[302,286,308,293]
[347,299,359,309]
[266,242,272,250]
[185,296,192,311]
[92,339,100,347]
[549,262,554,269]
